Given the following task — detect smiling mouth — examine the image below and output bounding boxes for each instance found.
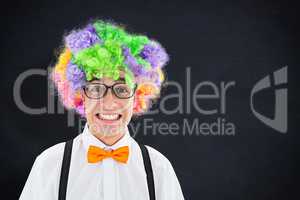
[95,113,122,121]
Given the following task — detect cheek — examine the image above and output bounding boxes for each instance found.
[120,99,134,123]
[83,99,97,119]
[84,99,97,115]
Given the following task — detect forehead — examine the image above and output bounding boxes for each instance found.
[90,77,125,84]
[89,71,126,84]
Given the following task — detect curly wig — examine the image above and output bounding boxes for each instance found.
[51,19,169,117]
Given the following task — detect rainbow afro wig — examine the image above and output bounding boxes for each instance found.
[51,19,169,117]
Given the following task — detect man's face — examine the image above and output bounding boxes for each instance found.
[82,72,135,138]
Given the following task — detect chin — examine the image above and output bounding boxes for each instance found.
[89,119,124,137]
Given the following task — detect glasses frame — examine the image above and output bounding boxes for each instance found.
[82,82,137,99]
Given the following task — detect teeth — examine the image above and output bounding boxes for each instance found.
[98,114,119,120]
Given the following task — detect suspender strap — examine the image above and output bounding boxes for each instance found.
[138,143,156,200]
[58,139,156,200]
[58,139,73,200]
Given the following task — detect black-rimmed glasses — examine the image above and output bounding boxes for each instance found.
[83,82,137,99]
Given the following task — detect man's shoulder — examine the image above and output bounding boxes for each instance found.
[143,144,173,170]
[36,135,80,167]
[36,141,65,165]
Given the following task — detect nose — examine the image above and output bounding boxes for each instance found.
[100,88,118,109]
[104,88,114,100]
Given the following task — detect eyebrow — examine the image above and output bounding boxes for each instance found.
[90,77,125,83]
[116,77,125,82]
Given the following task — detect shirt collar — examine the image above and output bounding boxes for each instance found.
[81,123,132,152]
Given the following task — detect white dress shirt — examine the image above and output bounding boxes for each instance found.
[19,123,185,200]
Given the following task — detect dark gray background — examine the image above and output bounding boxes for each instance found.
[1,0,299,199]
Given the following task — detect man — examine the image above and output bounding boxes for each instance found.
[19,19,185,200]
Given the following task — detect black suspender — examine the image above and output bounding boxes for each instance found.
[138,143,156,200]
[58,139,73,200]
[58,139,156,200]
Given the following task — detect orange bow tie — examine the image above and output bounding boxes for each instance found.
[87,145,129,164]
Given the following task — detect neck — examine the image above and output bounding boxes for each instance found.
[89,125,125,146]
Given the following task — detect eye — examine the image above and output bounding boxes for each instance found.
[86,85,105,93]
[115,86,130,93]
[114,84,132,96]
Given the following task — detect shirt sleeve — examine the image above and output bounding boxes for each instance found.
[155,159,185,200]
[19,142,66,200]
[147,146,185,200]
[19,156,42,200]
